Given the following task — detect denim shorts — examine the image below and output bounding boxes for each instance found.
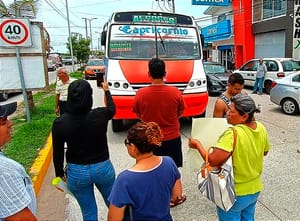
[217,192,260,221]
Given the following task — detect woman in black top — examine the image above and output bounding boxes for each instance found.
[52,79,116,221]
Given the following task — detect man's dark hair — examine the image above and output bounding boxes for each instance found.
[228,73,244,85]
[148,58,166,79]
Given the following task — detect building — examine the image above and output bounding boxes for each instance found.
[201,0,296,69]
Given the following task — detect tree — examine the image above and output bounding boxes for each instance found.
[0,0,37,18]
[66,33,91,64]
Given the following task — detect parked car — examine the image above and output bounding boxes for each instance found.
[48,53,63,68]
[233,58,300,94]
[270,72,300,115]
[203,62,228,95]
[62,56,77,65]
[47,59,56,71]
[83,59,105,80]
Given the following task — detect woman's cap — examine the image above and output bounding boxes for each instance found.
[0,102,17,118]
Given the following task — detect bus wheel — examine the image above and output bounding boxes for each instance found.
[112,119,123,132]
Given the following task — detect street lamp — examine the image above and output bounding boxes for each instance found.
[82,17,98,52]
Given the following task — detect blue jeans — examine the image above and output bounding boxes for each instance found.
[253,77,264,93]
[217,192,260,221]
[66,160,115,221]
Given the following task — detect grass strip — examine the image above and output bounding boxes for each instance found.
[2,71,82,174]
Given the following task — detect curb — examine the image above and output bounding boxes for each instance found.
[30,133,53,196]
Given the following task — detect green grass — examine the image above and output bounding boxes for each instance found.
[69,71,83,79]
[3,74,81,174]
[3,87,56,172]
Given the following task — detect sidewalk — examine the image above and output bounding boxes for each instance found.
[35,80,102,221]
[36,160,66,221]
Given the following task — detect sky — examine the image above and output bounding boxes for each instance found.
[2,0,210,53]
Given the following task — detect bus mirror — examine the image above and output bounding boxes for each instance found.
[101,31,107,46]
[200,34,204,48]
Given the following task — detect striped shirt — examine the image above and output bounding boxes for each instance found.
[0,152,36,219]
[55,78,75,101]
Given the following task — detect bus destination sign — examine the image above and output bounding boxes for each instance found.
[133,15,176,25]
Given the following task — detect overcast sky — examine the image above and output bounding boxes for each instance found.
[3,0,210,53]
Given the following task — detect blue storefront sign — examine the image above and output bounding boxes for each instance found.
[192,0,230,6]
[201,20,231,43]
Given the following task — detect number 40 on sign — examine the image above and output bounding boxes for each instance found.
[0,19,32,47]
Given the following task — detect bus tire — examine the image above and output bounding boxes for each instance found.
[112,119,123,132]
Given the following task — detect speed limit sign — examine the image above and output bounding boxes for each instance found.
[0,19,32,47]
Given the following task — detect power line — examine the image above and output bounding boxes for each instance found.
[44,0,79,27]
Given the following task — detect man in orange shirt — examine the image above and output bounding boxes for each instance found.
[133,58,186,168]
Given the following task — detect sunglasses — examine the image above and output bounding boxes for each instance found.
[124,138,131,146]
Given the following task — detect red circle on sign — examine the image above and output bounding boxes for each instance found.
[0,19,29,45]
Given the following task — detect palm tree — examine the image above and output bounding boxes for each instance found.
[0,0,37,18]
[0,0,51,110]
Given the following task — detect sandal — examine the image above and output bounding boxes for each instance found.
[170,195,187,208]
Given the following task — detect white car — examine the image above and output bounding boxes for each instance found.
[270,72,300,115]
[233,58,300,94]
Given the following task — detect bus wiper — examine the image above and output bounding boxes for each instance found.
[157,31,166,54]
[154,25,166,58]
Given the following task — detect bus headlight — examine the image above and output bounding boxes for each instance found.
[189,81,195,87]
[123,83,129,89]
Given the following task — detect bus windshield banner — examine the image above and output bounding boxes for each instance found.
[113,25,193,38]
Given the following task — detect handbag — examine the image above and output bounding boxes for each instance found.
[197,127,237,211]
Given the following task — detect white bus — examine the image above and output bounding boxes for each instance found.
[101,11,208,131]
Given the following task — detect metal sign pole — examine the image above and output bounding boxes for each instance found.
[15,47,31,122]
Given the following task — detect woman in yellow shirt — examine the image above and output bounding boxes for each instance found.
[189,94,270,221]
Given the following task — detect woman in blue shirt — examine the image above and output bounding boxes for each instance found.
[108,121,186,221]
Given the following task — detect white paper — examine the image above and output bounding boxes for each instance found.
[186,118,230,172]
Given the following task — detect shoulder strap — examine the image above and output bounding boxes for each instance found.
[219,94,231,107]
[231,127,237,152]
[204,128,237,167]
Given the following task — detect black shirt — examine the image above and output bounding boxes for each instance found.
[52,91,115,177]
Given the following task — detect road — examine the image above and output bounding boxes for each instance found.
[63,83,299,221]
[5,71,299,220]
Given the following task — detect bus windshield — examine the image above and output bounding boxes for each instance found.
[108,24,201,60]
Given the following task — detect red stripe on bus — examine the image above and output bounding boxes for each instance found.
[119,60,194,83]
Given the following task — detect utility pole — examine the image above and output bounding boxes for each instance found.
[82,17,97,53]
[65,0,75,72]
[171,0,175,13]
[82,18,88,39]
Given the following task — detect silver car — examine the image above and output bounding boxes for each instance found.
[234,58,300,94]
[270,72,300,115]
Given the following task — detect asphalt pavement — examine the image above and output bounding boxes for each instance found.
[36,82,300,221]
